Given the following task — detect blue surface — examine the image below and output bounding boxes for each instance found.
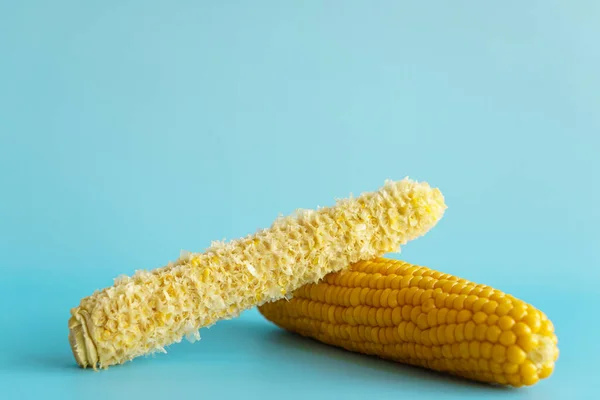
[1,1,598,399]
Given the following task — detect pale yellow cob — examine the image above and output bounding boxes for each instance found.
[259,258,558,387]
[69,179,446,369]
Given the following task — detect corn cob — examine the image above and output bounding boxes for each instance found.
[69,179,446,369]
[259,258,558,387]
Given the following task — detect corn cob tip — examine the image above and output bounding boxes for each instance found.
[393,179,447,242]
[68,312,98,369]
[528,334,557,374]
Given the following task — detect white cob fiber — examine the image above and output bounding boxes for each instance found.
[69,178,446,368]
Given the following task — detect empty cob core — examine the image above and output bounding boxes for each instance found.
[69,179,446,368]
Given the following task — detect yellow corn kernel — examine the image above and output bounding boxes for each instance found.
[259,258,558,387]
[518,334,539,352]
[469,341,481,358]
[499,330,517,346]
[504,362,519,374]
[486,326,502,343]
[523,312,541,333]
[69,179,446,369]
[498,315,515,330]
[538,363,554,379]
[487,314,499,326]
[507,344,527,364]
[481,342,493,360]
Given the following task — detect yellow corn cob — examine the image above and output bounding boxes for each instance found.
[259,258,558,387]
[69,179,446,369]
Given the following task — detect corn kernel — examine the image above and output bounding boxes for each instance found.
[437,326,446,345]
[455,323,465,341]
[492,344,506,363]
[368,308,378,326]
[510,304,527,321]
[380,289,391,308]
[482,301,498,315]
[472,298,488,312]
[417,313,429,330]
[453,295,467,310]
[478,358,489,371]
[400,275,413,289]
[481,342,493,359]
[452,343,461,358]
[475,324,488,341]
[522,312,541,333]
[464,321,476,340]
[457,309,472,323]
[513,322,531,337]
[490,361,503,374]
[437,308,449,325]
[464,295,478,309]
[539,319,554,335]
[538,363,554,379]
[422,298,435,313]
[495,303,512,317]
[503,362,519,374]
[469,341,480,358]
[498,315,515,330]
[499,330,516,346]
[427,308,438,327]
[517,335,538,352]
[447,309,458,324]
[459,342,470,359]
[520,360,538,385]
[486,326,502,343]
[405,322,416,340]
[405,287,419,305]
[390,276,403,289]
[429,329,439,346]
[349,288,361,307]
[487,314,499,326]
[473,311,487,324]
[445,324,457,344]
[506,374,521,387]
[506,345,526,364]
[410,306,422,324]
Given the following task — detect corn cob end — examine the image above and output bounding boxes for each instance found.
[527,334,558,380]
[68,312,98,369]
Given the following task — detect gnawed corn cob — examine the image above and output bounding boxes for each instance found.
[259,258,558,387]
[69,179,446,369]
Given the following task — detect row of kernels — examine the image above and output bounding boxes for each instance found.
[352,260,410,275]
[275,313,543,385]
[433,280,474,295]
[282,300,470,328]
[329,328,544,387]
[262,307,553,387]
[357,341,385,356]
[280,299,547,360]
[306,279,530,312]
[315,286,446,308]
[325,269,479,291]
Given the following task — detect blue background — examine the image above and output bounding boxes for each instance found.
[1,1,598,399]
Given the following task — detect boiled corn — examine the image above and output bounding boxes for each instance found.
[259,258,558,387]
[69,179,446,369]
